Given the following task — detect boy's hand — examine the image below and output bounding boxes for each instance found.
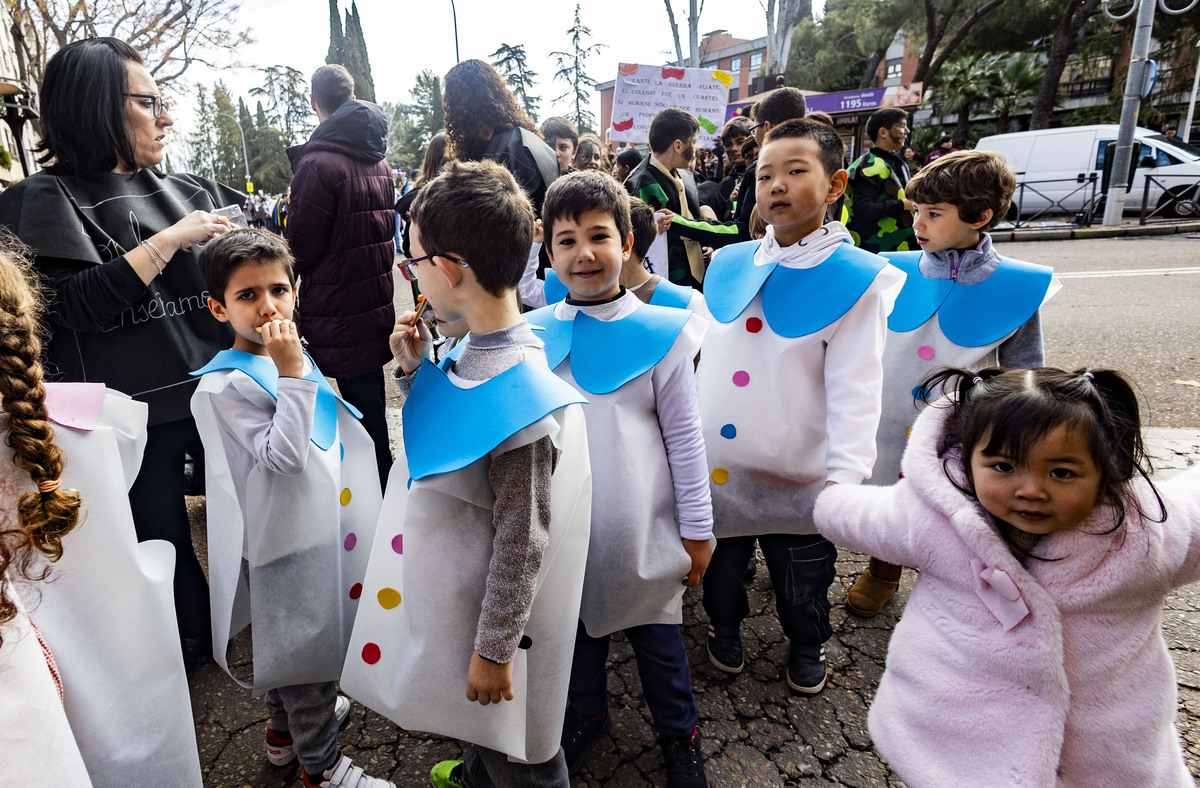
[533,219,544,244]
[389,312,432,375]
[260,319,304,378]
[654,210,674,234]
[682,537,713,586]
[466,651,514,705]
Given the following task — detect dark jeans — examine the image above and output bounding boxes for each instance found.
[264,681,340,773]
[702,533,837,647]
[462,745,568,787]
[335,368,392,489]
[128,418,210,644]
[568,621,698,738]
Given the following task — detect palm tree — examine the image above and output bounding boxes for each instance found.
[991,53,1043,134]
[934,54,1001,146]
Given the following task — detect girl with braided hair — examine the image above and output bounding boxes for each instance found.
[0,237,90,784]
[0,237,203,785]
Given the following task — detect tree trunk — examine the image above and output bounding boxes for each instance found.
[859,46,887,89]
[689,0,700,68]
[958,105,971,146]
[663,0,684,65]
[1029,0,1100,130]
[998,108,1010,133]
[914,0,1009,86]
[767,0,811,75]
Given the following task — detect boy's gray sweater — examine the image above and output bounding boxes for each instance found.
[396,323,558,664]
[916,233,1045,369]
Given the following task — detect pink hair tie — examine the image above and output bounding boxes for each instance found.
[1083,371,1094,380]
[37,479,61,493]
[972,376,984,385]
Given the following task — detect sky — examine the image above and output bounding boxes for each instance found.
[166,0,773,164]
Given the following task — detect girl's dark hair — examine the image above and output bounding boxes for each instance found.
[922,366,1166,553]
[0,233,84,646]
[37,37,144,175]
[443,59,538,161]
[415,131,447,189]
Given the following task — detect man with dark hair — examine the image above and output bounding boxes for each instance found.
[286,63,396,488]
[844,107,916,253]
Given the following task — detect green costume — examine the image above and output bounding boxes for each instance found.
[844,148,916,254]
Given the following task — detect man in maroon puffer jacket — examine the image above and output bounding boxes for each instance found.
[287,64,396,487]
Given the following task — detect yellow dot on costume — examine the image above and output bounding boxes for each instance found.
[340,487,352,505]
[907,427,914,437]
[711,467,729,485]
[377,587,402,609]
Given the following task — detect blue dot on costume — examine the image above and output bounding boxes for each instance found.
[720,423,737,439]
[340,444,344,461]
[912,384,930,401]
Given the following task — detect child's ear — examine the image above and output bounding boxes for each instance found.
[431,255,466,289]
[207,296,229,322]
[969,208,993,230]
[826,169,849,204]
[621,231,634,263]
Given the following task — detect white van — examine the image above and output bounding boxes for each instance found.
[975,125,1200,219]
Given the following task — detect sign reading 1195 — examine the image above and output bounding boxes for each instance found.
[839,96,865,110]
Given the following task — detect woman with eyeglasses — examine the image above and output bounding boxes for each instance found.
[0,38,244,679]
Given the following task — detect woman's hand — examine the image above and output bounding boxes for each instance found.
[159,210,233,254]
[389,312,432,375]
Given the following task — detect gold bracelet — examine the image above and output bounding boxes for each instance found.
[140,239,169,275]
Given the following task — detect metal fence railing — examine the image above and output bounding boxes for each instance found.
[1139,173,1200,224]
[1005,173,1103,228]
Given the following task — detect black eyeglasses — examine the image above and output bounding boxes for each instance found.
[397,253,470,282]
[125,93,169,118]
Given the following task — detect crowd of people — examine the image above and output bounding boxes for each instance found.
[243,191,290,234]
[1,41,1199,788]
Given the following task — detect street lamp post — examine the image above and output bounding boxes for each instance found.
[449,0,460,63]
[1183,39,1200,144]
[215,110,253,192]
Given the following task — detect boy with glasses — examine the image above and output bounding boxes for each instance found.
[342,160,592,788]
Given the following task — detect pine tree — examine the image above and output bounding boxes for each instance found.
[326,0,344,65]
[252,65,316,146]
[238,97,259,165]
[491,43,540,122]
[212,83,247,189]
[348,3,377,102]
[187,85,216,180]
[551,5,605,133]
[252,101,294,194]
[341,7,376,103]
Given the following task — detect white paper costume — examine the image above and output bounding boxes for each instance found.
[698,233,905,537]
[543,269,705,312]
[342,358,590,764]
[525,299,707,636]
[7,382,201,787]
[872,251,1060,484]
[190,350,381,693]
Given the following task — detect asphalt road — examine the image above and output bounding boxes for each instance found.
[995,234,1200,428]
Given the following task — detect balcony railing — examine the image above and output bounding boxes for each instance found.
[1059,77,1114,99]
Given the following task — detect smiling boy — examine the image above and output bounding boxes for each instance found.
[844,149,1059,617]
[529,170,713,787]
[697,118,905,694]
[190,229,389,788]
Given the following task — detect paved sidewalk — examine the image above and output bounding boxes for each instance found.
[188,431,1200,787]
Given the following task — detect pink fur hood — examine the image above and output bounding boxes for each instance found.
[815,400,1200,787]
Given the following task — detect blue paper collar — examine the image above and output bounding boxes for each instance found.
[190,349,361,451]
[881,251,1053,347]
[704,240,888,337]
[402,358,586,480]
[524,303,691,394]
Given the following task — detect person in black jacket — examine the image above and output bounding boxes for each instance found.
[0,38,242,671]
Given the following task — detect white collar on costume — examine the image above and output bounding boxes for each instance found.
[754,222,853,269]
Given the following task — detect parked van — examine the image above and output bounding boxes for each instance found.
[975,125,1200,218]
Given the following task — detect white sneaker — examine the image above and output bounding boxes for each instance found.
[303,754,396,788]
[265,694,352,766]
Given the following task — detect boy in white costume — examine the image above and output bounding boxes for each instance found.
[341,161,591,788]
[698,119,905,693]
[529,171,713,788]
[844,150,1061,617]
[190,229,390,788]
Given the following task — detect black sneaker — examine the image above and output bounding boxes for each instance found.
[787,643,828,694]
[659,727,709,788]
[561,706,610,775]
[742,553,757,584]
[706,624,744,674]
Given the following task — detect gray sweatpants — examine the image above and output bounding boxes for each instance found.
[263,681,340,774]
[462,745,569,788]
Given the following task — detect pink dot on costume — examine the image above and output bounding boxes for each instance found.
[349,583,363,599]
[745,317,763,333]
[362,643,381,664]
[732,371,750,387]
[344,533,357,550]
[391,534,404,554]
[917,345,935,360]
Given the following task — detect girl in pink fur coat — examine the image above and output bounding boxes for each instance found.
[815,366,1200,787]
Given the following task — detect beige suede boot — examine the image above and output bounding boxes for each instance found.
[845,557,903,617]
